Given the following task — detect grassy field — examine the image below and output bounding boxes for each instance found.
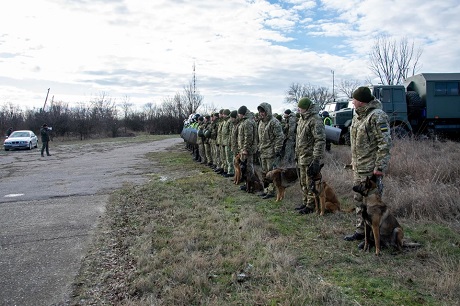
[69,136,460,306]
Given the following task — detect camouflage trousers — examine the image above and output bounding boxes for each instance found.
[224,146,234,174]
[198,141,207,163]
[204,142,212,164]
[260,156,277,195]
[219,144,227,171]
[210,140,220,167]
[298,164,316,210]
[352,171,384,235]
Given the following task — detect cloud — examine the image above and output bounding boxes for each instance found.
[0,0,459,114]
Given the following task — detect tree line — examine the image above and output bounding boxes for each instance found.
[1,88,202,139]
[2,36,421,138]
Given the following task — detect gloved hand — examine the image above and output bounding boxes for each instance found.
[307,160,321,177]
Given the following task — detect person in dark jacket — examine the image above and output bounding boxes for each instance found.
[40,124,51,157]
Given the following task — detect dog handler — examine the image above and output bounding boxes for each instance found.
[344,86,392,247]
[295,97,325,214]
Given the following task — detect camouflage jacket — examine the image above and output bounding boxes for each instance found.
[220,117,232,146]
[295,105,325,165]
[351,99,392,174]
[237,110,258,155]
[216,117,225,145]
[257,102,284,158]
[209,118,220,140]
[284,113,297,141]
[230,118,240,155]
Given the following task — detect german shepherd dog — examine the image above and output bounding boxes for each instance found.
[233,154,247,185]
[353,175,404,255]
[246,168,264,193]
[309,165,341,215]
[265,168,298,202]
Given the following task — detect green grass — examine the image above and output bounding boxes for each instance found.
[69,139,460,306]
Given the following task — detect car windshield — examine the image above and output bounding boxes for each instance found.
[10,132,30,138]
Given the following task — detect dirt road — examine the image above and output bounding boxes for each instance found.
[0,136,183,306]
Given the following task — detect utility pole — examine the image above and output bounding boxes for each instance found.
[331,70,335,102]
[43,88,50,110]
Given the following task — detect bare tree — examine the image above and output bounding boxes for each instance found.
[285,83,333,110]
[369,36,423,85]
[285,83,310,106]
[182,82,203,116]
[120,95,133,133]
[338,79,361,98]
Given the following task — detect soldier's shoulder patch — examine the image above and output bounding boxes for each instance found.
[380,124,389,132]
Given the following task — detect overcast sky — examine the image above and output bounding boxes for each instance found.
[1,0,459,114]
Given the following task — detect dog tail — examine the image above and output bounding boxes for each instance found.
[403,242,422,249]
[340,207,355,213]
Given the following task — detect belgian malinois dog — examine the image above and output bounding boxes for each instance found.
[353,175,404,256]
[233,154,242,185]
[309,165,342,215]
[265,168,298,202]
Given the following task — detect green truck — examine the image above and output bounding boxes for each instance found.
[329,73,460,144]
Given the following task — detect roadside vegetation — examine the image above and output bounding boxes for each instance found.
[69,136,460,306]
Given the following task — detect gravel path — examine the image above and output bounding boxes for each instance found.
[0,137,183,306]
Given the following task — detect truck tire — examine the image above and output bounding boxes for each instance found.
[391,125,411,139]
[406,91,422,107]
[342,131,351,146]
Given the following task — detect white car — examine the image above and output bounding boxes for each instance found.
[4,130,39,151]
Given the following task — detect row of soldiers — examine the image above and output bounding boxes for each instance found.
[186,105,298,179]
[183,98,325,212]
[183,87,393,250]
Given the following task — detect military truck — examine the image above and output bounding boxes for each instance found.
[329,73,460,144]
[321,99,349,114]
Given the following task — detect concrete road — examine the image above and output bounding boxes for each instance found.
[0,137,182,306]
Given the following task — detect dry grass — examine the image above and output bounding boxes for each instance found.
[69,137,460,306]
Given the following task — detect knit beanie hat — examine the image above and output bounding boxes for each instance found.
[284,109,291,115]
[238,105,248,115]
[205,115,211,120]
[198,116,204,121]
[213,112,220,117]
[223,109,231,115]
[219,109,224,114]
[230,110,237,118]
[353,86,374,103]
[297,97,312,110]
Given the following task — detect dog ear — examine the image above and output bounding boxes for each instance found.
[352,185,361,193]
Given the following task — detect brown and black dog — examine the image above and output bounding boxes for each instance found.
[309,165,342,215]
[265,168,298,201]
[233,154,247,185]
[353,175,404,256]
[246,169,264,193]
[233,154,243,185]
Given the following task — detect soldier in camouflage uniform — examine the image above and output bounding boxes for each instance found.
[295,97,326,214]
[282,109,297,167]
[215,110,226,174]
[220,109,235,177]
[203,115,213,166]
[257,102,284,199]
[344,87,392,246]
[197,116,207,164]
[237,106,258,191]
[209,112,220,170]
[229,110,239,160]
[219,109,231,176]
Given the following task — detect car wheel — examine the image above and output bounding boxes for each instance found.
[28,142,33,150]
[4,148,9,151]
